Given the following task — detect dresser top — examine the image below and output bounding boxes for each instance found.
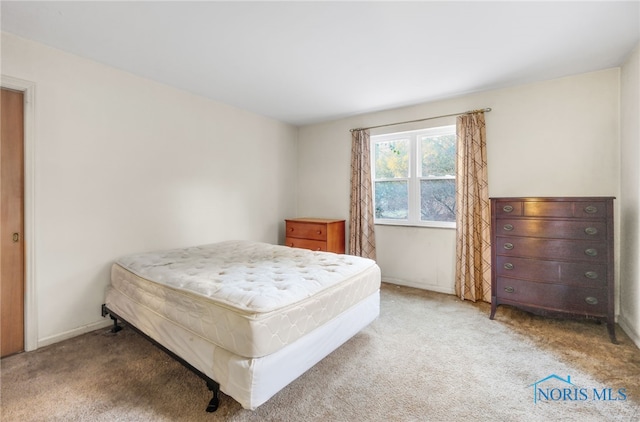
[285,218,345,223]
[490,197,615,201]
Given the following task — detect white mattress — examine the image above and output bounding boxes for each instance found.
[109,240,381,358]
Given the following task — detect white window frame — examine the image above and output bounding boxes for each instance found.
[371,125,456,229]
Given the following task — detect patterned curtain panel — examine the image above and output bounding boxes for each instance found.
[455,112,491,302]
[349,129,377,260]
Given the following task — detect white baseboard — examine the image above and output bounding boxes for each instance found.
[617,313,640,349]
[37,319,113,349]
[382,277,455,295]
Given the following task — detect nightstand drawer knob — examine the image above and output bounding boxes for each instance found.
[585,271,598,279]
[503,224,514,231]
[585,296,598,305]
[503,205,514,213]
[504,286,515,293]
[585,248,598,257]
[584,227,598,235]
[504,263,514,270]
[503,243,514,250]
[585,205,598,214]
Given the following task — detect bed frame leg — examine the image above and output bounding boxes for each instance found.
[101,304,122,333]
[110,316,122,333]
[206,381,220,412]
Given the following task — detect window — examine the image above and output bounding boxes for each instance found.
[371,125,456,228]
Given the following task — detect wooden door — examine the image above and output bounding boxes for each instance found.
[1,88,25,357]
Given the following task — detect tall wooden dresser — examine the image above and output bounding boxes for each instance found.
[490,197,616,343]
[285,218,345,253]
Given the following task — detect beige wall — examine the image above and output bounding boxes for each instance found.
[619,43,640,348]
[298,69,621,296]
[3,29,636,350]
[1,32,298,347]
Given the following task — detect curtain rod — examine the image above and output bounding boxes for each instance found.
[349,107,492,132]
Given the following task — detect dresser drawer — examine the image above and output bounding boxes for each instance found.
[496,277,607,315]
[496,219,607,241]
[523,200,608,218]
[495,237,608,263]
[285,237,327,251]
[494,201,523,217]
[496,256,607,288]
[286,221,328,241]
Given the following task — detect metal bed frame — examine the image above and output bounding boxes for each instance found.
[101,304,221,413]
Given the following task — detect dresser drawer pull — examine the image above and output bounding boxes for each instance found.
[503,263,514,270]
[504,286,515,293]
[584,227,598,235]
[584,205,598,214]
[585,296,599,305]
[585,271,598,279]
[503,205,514,213]
[317,230,322,235]
[585,248,598,257]
[503,224,514,231]
[503,243,514,250]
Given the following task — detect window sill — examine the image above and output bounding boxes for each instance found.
[374,221,456,229]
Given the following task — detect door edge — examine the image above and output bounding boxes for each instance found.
[2,75,37,352]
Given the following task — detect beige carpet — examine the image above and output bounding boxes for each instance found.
[1,283,639,421]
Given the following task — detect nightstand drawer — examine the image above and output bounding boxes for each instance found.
[286,221,328,241]
[284,218,345,254]
[285,237,327,251]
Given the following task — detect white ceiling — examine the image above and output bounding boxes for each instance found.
[2,1,639,126]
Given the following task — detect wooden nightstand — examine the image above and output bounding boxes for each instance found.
[285,218,345,253]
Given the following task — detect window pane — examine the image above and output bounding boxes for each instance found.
[420,179,456,222]
[375,180,408,219]
[374,139,409,179]
[420,134,456,177]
